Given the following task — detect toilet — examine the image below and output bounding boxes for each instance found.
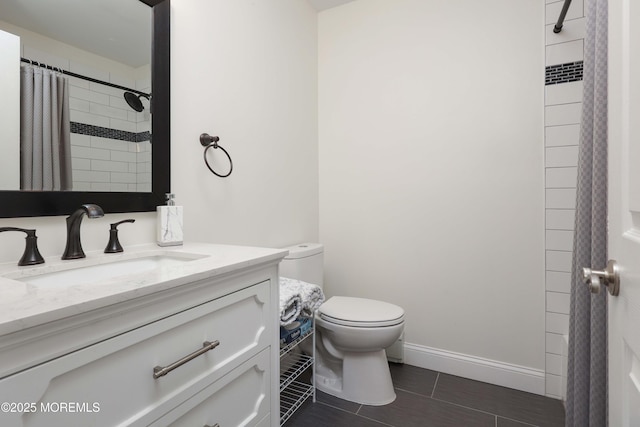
[280,243,405,406]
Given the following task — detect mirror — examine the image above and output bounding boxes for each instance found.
[0,0,169,217]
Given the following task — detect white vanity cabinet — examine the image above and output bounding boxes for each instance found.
[154,349,271,427]
[0,244,286,427]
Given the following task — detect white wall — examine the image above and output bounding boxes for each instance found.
[318,0,545,388]
[170,0,319,247]
[0,0,318,263]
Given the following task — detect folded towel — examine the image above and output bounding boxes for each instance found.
[279,280,303,326]
[279,276,325,320]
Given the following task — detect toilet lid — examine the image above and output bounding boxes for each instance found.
[318,296,405,327]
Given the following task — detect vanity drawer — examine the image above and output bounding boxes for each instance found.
[151,348,271,427]
[0,280,271,427]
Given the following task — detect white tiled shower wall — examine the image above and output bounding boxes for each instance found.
[544,0,585,399]
[66,68,151,192]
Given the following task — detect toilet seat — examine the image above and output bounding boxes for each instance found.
[318,296,405,328]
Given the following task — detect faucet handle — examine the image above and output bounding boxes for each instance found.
[104,219,136,254]
[0,227,45,266]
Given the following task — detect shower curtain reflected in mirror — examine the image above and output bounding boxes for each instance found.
[20,65,72,191]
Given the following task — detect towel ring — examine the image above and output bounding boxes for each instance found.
[200,133,233,178]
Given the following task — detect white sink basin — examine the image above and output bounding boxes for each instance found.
[14,254,204,288]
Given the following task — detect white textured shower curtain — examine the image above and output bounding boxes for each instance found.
[565,0,608,425]
[20,65,72,191]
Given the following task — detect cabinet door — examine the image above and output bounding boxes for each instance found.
[0,281,271,427]
[152,348,271,427]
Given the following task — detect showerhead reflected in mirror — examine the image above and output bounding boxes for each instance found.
[124,91,151,112]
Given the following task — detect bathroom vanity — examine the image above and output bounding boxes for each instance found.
[0,243,287,426]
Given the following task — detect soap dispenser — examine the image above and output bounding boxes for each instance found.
[157,193,183,247]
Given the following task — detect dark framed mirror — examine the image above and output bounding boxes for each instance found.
[0,0,170,218]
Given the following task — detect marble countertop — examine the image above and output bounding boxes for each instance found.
[0,242,287,337]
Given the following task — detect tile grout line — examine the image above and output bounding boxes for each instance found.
[545,145,580,148]
[431,372,440,398]
[354,403,362,415]
[497,415,540,427]
[394,386,437,399]
[429,395,508,420]
[320,401,395,427]
[545,123,582,128]
[315,401,360,417]
[353,413,396,427]
[545,187,578,190]
[545,100,584,107]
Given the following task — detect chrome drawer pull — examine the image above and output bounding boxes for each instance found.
[153,340,220,379]
[204,424,220,427]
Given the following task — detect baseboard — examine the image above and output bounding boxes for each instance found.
[404,342,546,396]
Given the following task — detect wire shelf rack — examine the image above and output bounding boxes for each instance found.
[280,381,314,425]
[280,352,314,392]
[280,325,313,357]
[279,315,316,426]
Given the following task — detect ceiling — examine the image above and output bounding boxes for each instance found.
[308,0,356,12]
[0,0,355,68]
[0,0,151,68]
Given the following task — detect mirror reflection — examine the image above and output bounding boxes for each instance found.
[0,0,152,192]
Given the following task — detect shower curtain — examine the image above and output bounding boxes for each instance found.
[20,65,72,191]
[565,0,607,425]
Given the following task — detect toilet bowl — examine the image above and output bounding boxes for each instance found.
[279,243,405,406]
[314,296,404,405]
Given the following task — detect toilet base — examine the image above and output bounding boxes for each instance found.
[315,349,396,406]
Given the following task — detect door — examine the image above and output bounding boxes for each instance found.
[608,0,640,425]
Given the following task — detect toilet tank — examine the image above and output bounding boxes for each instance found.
[280,243,324,289]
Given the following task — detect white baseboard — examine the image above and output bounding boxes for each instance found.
[404,342,546,396]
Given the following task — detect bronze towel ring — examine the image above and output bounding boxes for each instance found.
[200,133,233,178]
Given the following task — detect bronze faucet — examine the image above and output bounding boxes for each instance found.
[62,204,104,260]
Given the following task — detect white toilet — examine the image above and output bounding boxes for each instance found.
[280,243,405,406]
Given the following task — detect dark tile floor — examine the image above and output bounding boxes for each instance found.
[284,363,565,427]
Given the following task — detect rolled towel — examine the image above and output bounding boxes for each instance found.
[279,280,303,326]
[280,276,325,318]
